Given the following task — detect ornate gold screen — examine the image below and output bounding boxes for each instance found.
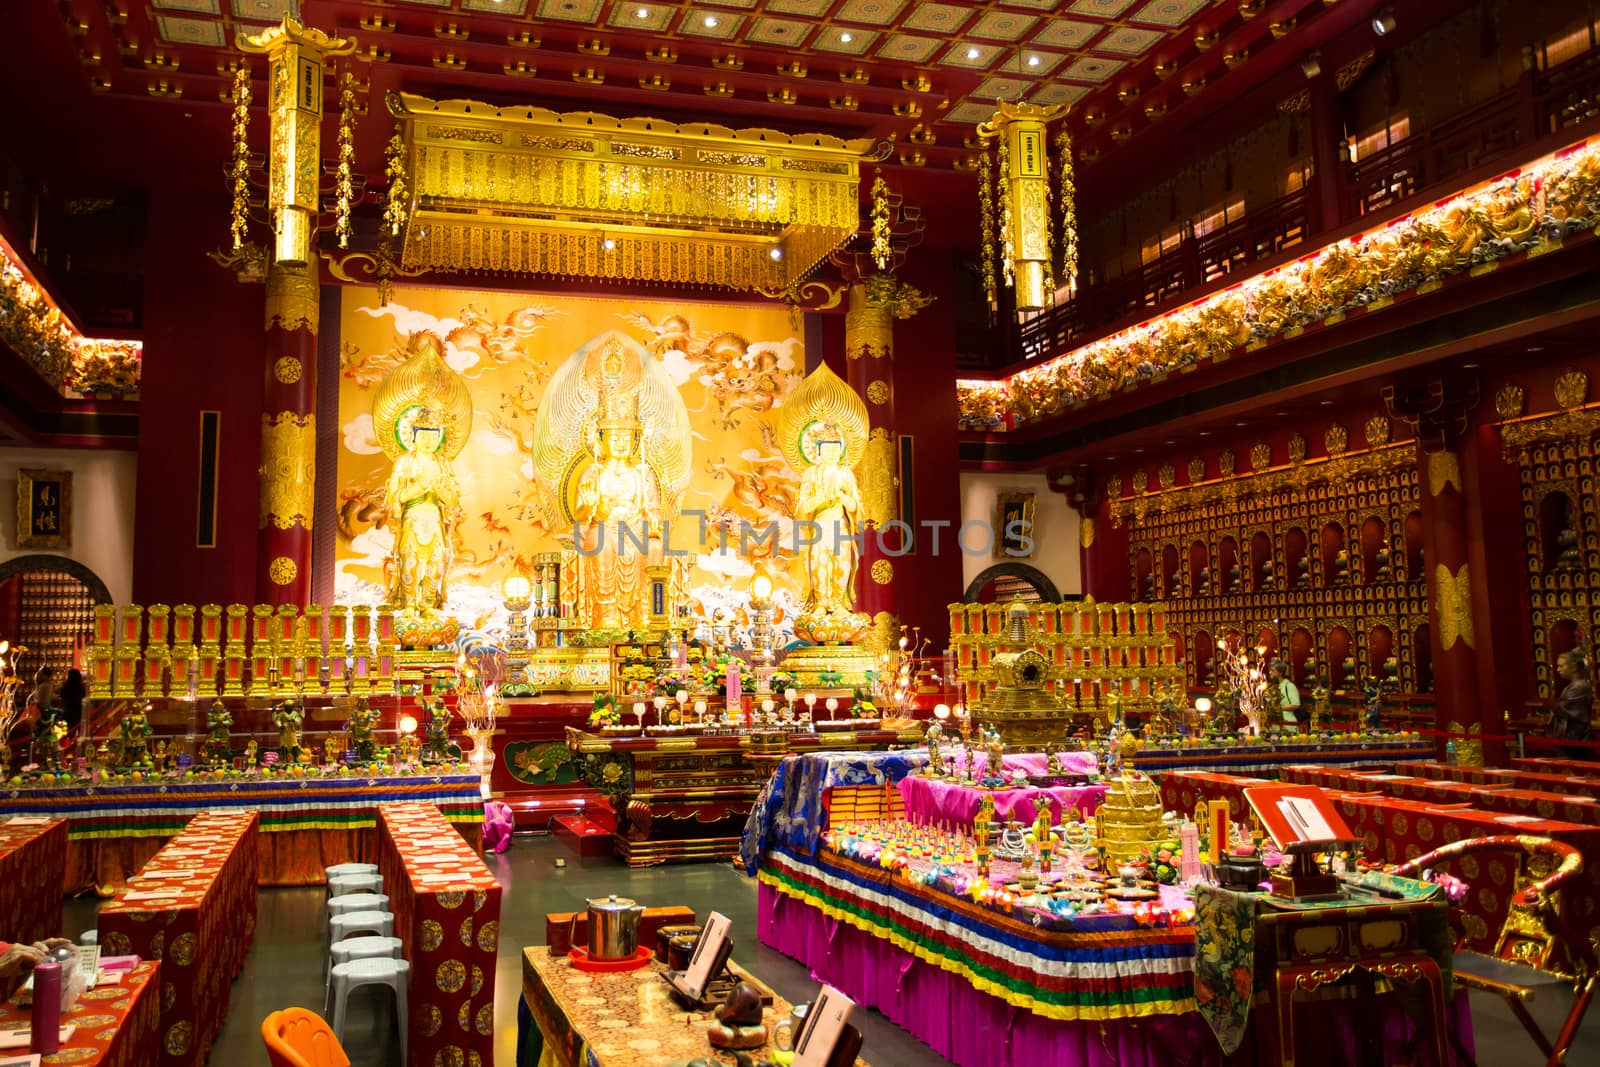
[388,93,872,290]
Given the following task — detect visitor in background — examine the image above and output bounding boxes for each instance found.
[1549,649,1595,760]
[58,669,85,731]
[28,666,55,722]
[1268,660,1301,732]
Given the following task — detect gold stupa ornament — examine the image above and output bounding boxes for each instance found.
[776,364,870,646]
[373,331,473,647]
[972,598,1075,748]
[1096,772,1166,868]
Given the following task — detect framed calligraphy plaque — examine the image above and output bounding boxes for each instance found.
[16,468,71,549]
[993,489,1037,561]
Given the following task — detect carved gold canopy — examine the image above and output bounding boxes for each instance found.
[387,93,875,290]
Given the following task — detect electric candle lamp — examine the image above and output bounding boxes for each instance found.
[934,703,950,720]
[784,687,798,703]
[825,696,839,720]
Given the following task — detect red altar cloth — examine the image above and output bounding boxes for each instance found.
[0,817,65,944]
[756,880,1471,1066]
[0,960,161,1067]
[378,803,501,1067]
[97,811,258,1067]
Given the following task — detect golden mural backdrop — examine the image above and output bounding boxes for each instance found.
[335,285,810,638]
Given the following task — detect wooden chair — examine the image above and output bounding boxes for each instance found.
[261,1007,351,1067]
[1394,834,1597,1067]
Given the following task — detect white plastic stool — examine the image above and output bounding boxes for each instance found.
[328,872,383,897]
[325,935,404,1012]
[78,931,97,946]
[328,910,394,942]
[329,956,410,1063]
[327,893,389,917]
[325,862,378,879]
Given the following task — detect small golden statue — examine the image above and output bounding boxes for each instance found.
[119,704,154,769]
[373,331,473,648]
[346,697,378,763]
[776,364,871,646]
[324,735,343,766]
[200,700,233,766]
[245,739,258,766]
[273,700,304,762]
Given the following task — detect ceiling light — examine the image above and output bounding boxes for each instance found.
[966,46,981,60]
[635,7,650,17]
[1026,54,1041,67]
[1372,8,1396,35]
[769,247,784,261]
[602,238,615,251]
[1300,50,1321,78]
[704,15,719,28]
[840,31,853,43]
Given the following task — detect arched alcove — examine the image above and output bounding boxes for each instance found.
[1161,544,1180,599]
[1328,626,1353,693]
[1219,536,1240,594]
[1284,527,1308,591]
[1368,624,1395,681]
[1361,516,1390,584]
[963,563,1063,604]
[1404,510,1424,581]
[0,555,112,684]
[1189,541,1211,597]
[1289,626,1314,688]
[1540,491,1580,571]
[1135,546,1155,602]
[1250,531,1274,591]
[1193,629,1215,687]
[1413,623,1433,694]
[1321,523,1347,586]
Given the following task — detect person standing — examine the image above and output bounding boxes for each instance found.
[1550,650,1595,760]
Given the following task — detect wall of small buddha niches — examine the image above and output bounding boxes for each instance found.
[1499,370,1600,700]
[1109,418,1431,703]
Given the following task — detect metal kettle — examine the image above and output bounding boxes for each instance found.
[577,893,645,960]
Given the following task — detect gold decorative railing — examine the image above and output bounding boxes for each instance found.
[85,604,404,700]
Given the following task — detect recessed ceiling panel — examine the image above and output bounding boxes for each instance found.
[1131,0,1208,27]
[157,15,226,45]
[877,33,941,63]
[745,16,814,46]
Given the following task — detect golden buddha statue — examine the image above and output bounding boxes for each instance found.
[531,334,691,633]
[777,364,872,645]
[373,331,473,647]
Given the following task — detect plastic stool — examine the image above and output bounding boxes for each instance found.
[328,911,394,942]
[78,931,97,946]
[325,862,378,878]
[325,936,404,1013]
[327,893,389,917]
[327,872,383,897]
[328,957,410,1064]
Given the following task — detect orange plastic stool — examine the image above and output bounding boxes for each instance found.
[261,1007,352,1067]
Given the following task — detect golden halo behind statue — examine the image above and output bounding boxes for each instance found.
[530,332,692,526]
[776,363,868,472]
[373,331,474,461]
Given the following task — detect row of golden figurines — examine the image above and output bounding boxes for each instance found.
[947,600,1169,637]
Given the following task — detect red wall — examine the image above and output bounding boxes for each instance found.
[132,189,262,605]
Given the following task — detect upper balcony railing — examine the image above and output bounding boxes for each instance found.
[1012,47,1600,373]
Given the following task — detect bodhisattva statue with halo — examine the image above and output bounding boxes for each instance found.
[530,334,692,635]
[373,331,473,648]
[776,363,877,689]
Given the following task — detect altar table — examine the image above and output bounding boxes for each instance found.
[1278,764,1600,827]
[896,774,1107,828]
[0,959,161,1067]
[0,817,66,948]
[1159,768,1600,959]
[516,946,871,1067]
[0,773,483,893]
[1513,756,1600,777]
[97,811,257,1067]
[1127,735,1432,776]
[378,803,501,1067]
[756,846,1471,1066]
[1394,759,1600,800]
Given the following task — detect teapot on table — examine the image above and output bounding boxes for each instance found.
[572,893,645,960]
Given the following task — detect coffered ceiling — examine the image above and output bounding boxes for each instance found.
[49,0,1369,173]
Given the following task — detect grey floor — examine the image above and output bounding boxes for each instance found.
[63,834,1600,1066]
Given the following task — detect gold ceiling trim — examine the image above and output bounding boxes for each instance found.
[388,93,876,290]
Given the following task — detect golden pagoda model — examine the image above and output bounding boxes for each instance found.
[1095,772,1166,868]
[971,598,1075,747]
